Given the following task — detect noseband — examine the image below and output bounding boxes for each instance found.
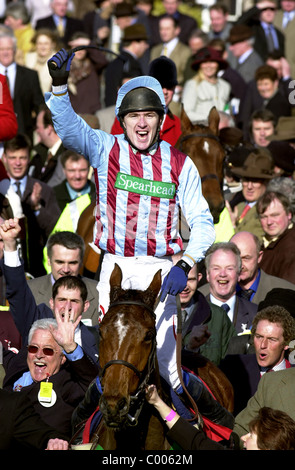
[178,132,222,183]
[99,300,157,426]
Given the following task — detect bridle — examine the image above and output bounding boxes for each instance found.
[178,132,223,184]
[99,300,157,426]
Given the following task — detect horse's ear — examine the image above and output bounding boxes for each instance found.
[207,107,220,135]
[109,263,124,303]
[142,269,162,307]
[109,263,123,288]
[180,106,193,133]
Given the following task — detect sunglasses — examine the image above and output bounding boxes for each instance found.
[261,7,276,10]
[27,345,56,356]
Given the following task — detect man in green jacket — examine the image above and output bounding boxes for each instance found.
[175,257,237,366]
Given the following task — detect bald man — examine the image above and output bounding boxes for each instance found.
[230,231,295,304]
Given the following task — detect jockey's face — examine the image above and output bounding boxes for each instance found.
[122,111,162,152]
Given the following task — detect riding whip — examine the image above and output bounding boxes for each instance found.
[48,45,125,71]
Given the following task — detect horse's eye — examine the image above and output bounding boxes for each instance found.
[144,331,155,342]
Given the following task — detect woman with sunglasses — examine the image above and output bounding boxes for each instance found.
[1,315,98,439]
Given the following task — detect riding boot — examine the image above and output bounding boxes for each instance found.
[184,372,234,430]
[71,377,102,434]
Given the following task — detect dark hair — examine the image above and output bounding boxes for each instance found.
[267,50,284,61]
[60,150,89,168]
[208,38,226,53]
[251,305,295,346]
[31,28,60,47]
[159,14,179,28]
[38,104,54,128]
[52,275,88,303]
[250,108,277,125]
[3,134,31,153]
[209,3,229,15]
[47,231,85,261]
[249,407,295,450]
[255,65,278,82]
[256,190,292,216]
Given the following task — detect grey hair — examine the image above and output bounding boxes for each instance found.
[5,2,30,24]
[0,32,17,50]
[28,318,58,344]
[204,241,242,273]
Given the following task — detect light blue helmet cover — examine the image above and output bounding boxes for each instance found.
[115,76,167,117]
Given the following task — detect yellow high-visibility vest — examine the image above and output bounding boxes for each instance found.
[43,194,92,273]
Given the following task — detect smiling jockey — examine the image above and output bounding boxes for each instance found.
[46,48,233,430]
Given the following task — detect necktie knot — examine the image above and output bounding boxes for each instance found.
[182,309,188,323]
[239,288,254,301]
[221,303,230,313]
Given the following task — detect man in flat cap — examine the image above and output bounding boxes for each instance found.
[104,23,149,106]
[228,24,264,82]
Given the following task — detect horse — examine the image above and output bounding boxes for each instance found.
[77,264,234,450]
[88,263,172,450]
[177,106,226,224]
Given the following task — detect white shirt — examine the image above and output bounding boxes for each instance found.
[0,63,16,98]
[209,293,236,323]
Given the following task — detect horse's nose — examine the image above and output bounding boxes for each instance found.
[99,394,129,427]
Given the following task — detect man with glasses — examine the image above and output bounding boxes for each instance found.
[257,190,295,284]
[2,315,98,439]
[226,148,276,239]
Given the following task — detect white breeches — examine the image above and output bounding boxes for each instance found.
[97,253,180,390]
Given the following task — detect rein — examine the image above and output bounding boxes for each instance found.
[100,296,200,426]
[99,300,157,426]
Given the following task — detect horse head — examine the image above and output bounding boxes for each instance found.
[98,264,162,429]
[177,106,226,224]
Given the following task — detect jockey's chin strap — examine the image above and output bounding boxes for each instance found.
[175,294,200,424]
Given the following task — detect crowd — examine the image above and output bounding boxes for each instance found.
[0,0,295,451]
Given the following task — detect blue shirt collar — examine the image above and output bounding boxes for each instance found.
[236,269,261,297]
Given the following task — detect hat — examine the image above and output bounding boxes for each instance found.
[191,46,228,71]
[227,146,254,168]
[114,2,136,17]
[148,56,178,89]
[228,24,253,45]
[115,76,166,117]
[258,288,295,318]
[268,141,295,173]
[219,127,244,149]
[230,148,276,179]
[267,116,295,142]
[122,23,148,41]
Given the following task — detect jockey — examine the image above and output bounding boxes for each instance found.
[46,49,233,431]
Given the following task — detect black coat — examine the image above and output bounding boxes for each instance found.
[0,388,67,450]
[13,65,44,142]
[3,347,98,438]
[35,15,84,47]
[53,179,96,212]
[104,50,143,106]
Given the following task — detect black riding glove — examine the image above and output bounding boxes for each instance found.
[47,48,75,86]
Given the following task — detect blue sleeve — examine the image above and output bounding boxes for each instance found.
[178,157,216,262]
[45,89,115,168]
